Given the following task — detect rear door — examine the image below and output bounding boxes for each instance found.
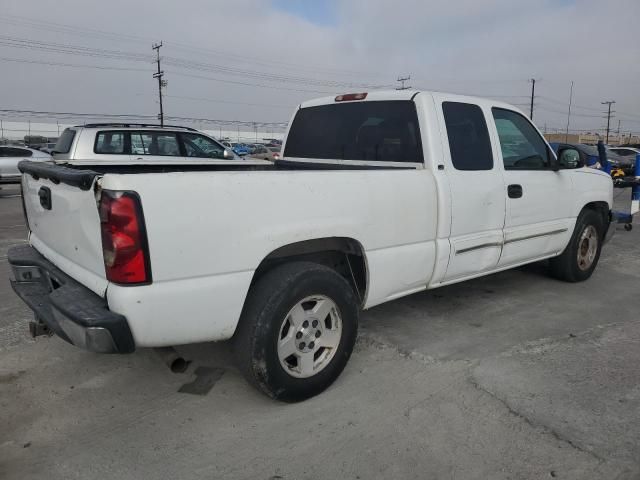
[490,108,573,267]
[437,100,506,281]
[130,130,184,163]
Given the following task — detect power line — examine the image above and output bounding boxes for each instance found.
[167,70,335,94]
[0,13,388,80]
[0,34,393,90]
[0,56,149,72]
[163,94,294,109]
[0,109,288,127]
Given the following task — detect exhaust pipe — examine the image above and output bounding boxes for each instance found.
[154,347,190,373]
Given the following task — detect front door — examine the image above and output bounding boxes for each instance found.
[490,108,573,267]
[437,100,506,281]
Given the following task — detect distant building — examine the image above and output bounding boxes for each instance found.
[544,133,640,146]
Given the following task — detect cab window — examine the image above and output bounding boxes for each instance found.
[443,102,493,171]
[492,108,550,170]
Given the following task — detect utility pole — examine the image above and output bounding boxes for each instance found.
[565,80,573,142]
[152,42,166,126]
[529,78,537,120]
[601,100,616,144]
[396,75,411,90]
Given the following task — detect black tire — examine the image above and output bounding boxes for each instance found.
[549,209,605,282]
[233,261,359,402]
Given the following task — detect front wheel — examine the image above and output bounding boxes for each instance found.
[233,261,359,402]
[549,209,604,282]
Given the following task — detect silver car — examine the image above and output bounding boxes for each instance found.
[0,146,51,185]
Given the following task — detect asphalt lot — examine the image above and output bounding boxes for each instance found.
[1,183,639,479]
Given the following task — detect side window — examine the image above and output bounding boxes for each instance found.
[16,148,34,157]
[0,147,32,157]
[181,133,225,159]
[442,102,493,171]
[492,108,550,170]
[131,131,180,156]
[95,132,125,154]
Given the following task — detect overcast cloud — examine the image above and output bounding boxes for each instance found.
[2,0,639,135]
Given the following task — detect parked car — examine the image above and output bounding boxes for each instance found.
[9,90,614,401]
[39,142,58,154]
[250,145,281,161]
[231,143,251,156]
[0,146,50,185]
[46,124,251,165]
[549,142,631,174]
[608,146,639,173]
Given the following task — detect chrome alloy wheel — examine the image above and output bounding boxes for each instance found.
[277,295,342,379]
[577,225,598,271]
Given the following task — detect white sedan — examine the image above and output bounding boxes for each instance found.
[0,146,51,185]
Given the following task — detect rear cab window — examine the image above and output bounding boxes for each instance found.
[284,100,423,164]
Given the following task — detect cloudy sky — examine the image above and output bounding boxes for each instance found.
[1,0,639,136]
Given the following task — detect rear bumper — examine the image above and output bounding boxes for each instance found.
[8,244,135,353]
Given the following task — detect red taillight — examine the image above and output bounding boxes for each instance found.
[335,92,367,102]
[272,152,280,160]
[99,190,151,285]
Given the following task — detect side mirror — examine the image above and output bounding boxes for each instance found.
[557,147,582,169]
[223,149,234,159]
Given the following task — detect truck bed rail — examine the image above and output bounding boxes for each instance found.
[19,160,98,191]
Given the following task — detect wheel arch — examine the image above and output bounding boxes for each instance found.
[251,237,369,306]
[580,200,610,227]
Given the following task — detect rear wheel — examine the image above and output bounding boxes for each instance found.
[549,209,604,282]
[233,261,359,402]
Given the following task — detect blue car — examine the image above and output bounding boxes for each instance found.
[231,143,251,156]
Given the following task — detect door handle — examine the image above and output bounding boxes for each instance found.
[507,184,523,199]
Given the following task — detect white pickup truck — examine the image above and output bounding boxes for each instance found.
[9,90,614,401]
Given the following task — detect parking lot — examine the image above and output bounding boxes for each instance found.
[1,183,639,479]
